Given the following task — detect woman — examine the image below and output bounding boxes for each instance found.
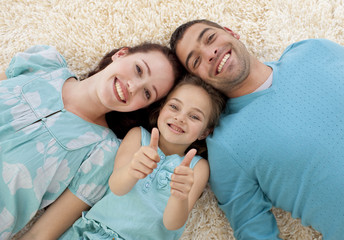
[0,43,183,239]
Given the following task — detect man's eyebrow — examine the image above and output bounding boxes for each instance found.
[142,59,151,76]
[185,27,212,70]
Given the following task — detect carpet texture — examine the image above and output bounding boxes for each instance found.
[1,0,343,239]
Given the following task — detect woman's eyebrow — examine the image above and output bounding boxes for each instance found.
[142,59,151,76]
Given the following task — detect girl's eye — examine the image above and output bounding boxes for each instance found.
[190,115,200,120]
[136,65,142,75]
[169,104,178,110]
[144,89,151,100]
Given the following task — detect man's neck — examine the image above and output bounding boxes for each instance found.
[228,58,272,98]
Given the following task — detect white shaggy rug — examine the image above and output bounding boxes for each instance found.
[1,0,343,239]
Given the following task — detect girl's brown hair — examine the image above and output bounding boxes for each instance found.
[148,74,227,159]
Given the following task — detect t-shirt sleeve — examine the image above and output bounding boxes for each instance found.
[68,138,120,206]
[207,138,281,240]
[5,45,67,78]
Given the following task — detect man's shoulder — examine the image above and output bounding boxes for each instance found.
[283,39,341,55]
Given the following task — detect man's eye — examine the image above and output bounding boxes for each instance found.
[207,33,215,43]
[193,57,200,69]
[136,65,142,75]
[144,89,151,100]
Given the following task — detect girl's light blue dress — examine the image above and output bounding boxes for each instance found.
[59,127,202,240]
[0,45,120,239]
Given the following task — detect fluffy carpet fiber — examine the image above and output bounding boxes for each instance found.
[1,0,343,239]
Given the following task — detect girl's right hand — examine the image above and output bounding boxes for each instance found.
[128,128,160,179]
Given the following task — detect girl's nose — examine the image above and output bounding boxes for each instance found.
[174,114,185,123]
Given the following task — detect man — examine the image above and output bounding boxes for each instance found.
[170,19,344,240]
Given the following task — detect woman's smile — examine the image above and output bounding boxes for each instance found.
[113,78,128,103]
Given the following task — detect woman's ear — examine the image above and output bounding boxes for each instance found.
[111,47,129,61]
[198,128,212,140]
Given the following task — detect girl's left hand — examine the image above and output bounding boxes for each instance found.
[170,149,197,200]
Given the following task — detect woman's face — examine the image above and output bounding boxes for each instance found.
[98,49,175,112]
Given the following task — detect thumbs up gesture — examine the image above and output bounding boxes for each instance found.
[129,128,160,180]
[170,149,197,200]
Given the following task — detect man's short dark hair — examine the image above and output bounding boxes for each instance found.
[170,19,223,55]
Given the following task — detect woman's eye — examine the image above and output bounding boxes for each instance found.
[144,89,151,100]
[136,65,142,75]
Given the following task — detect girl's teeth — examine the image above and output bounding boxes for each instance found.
[217,53,231,73]
[170,124,183,133]
[115,82,125,101]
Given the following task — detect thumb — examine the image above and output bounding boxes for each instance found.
[149,127,159,151]
[180,149,197,167]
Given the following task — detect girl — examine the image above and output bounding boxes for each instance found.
[0,43,183,239]
[21,75,226,240]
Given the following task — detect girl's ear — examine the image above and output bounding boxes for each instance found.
[111,47,129,61]
[198,128,212,140]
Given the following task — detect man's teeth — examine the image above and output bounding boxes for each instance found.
[217,53,231,73]
[115,82,125,101]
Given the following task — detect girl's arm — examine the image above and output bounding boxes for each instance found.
[0,72,7,80]
[163,150,210,230]
[109,127,160,196]
[19,189,90,240]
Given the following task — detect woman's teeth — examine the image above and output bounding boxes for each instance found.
[217,53,231,73]
[115,82,125,101]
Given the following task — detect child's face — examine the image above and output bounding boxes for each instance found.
[157,84,212,149]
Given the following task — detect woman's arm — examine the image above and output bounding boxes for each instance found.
[19,189,90,240]
[108,127,160,196]
[163,152,210,230]
[0,72,7,80]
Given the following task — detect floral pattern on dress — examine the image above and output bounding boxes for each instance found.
[0,45,120,238]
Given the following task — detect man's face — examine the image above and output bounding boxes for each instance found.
[176,23,251,95]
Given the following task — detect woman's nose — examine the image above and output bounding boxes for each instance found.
[127,79,144,95]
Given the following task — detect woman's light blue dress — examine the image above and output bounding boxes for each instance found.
[59,127,202,240]
[0,45,120,239]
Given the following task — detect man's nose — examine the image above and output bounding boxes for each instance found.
[204,48,218,63]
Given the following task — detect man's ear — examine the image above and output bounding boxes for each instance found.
[224,27,240,40]
[111,47,129,61]
[198,128,212,140]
